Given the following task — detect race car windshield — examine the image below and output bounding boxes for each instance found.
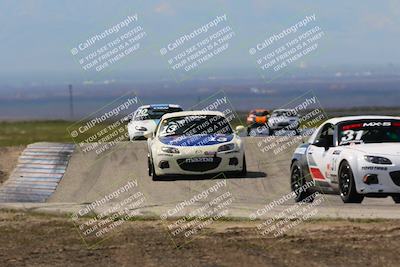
[159,115,233,137]
[134,107,182,121]
[338,120,400,145]
[272,110,296,117]
[253,111,269,116]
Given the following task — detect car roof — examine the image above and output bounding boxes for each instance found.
[138,104,181,109]
[161,110,225,119]
[251,109,269,113]
[272,109,293,112]
[325,115,400,125]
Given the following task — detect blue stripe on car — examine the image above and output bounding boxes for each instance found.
[159,134,234,146]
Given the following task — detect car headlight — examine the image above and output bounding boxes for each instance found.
[135,126,147,131]
[161,147,180,154]
[217,143,235,152]
[364,155,392,165]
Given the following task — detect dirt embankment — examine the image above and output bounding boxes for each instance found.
[0,146,24,184]
[0,210,399,267]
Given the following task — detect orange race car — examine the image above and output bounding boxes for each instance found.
[246,109,270,135]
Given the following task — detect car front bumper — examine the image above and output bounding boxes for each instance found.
[152,150,245,176]
[356,167,400,194]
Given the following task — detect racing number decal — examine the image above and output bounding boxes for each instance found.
[162,122,178,135]
[341,130,364,143]
[136,108,148,119]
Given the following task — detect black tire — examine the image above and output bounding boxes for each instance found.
[151,163,161,181]
[339,161,364,203]
[238,155,247,177]
[149,156,161,181]
[247,126,251,136]
[392,196,400,204]
[290,161,315,203]
[269,129,275,136]
[147,155,152,176]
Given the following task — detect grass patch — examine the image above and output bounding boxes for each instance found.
[0,120,73,147]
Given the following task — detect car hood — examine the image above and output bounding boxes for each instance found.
[159,134,234,147]
[345,143,400,156]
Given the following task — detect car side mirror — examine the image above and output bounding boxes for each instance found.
[314,138,329,151]
[144,131,154,139]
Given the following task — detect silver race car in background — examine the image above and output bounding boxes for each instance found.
[268,109,300,135]
[291,116,400,203]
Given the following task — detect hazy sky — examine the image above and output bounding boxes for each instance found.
[1,0,399,82]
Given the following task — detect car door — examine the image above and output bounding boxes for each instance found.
[306,123,335,183]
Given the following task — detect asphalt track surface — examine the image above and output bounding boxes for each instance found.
[37,137,399,219]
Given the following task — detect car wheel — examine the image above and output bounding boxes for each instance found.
[238,155,247,177]
[392,195,400,204]
[269,129,275,136]
[339,161,364,203]
[147,155,152,176]
[151,162,161,181]
[290,161,315,203]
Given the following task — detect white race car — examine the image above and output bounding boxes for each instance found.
[146,111,246,180]
[127,104,182,140]
[291,116,400,203]
[268,109,300,135]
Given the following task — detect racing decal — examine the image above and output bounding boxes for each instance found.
[310,167,325,180]
[339,120,400,145]
[332,150,341,155]
[307,152,317,167]
[159,134,234,146]
[340,129,364,145]
[325,163,330,179]
[307,152,326,180]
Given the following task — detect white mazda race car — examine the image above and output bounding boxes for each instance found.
[127,104,182,140]
[291,116,400,203]
[146,111,246,180]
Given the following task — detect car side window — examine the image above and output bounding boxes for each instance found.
[314,123,334,147]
